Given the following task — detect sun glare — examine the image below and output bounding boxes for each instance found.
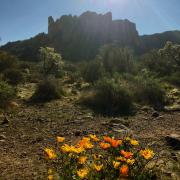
[89,0,127,5]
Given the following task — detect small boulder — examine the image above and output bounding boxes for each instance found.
[109,118,130,127]
[164,104,180,112]
[1,115,9,125]
[165,134,180,150]
[8,101,19,109]
[0,134,6,140]
[75,130,82,136]
[152,111,159,118]
[141,106,153,112]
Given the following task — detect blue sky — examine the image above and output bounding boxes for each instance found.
[0,0,180,45]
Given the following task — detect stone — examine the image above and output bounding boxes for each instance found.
[146,161,156,169]
[152,111,159,118]
[164,104,180,112]
[75,130,82,136]
[101,121,108,126]
[80,83,90,90]
[83,115,93,120]
[1,115,9,125]
[110,123,132,136]
[23,68,30,74]
[166,161,175,169]
[156,159,165,167]
[141,106,153,112]
[0,134,6,140]
[171,172,180,180]
[0,139,6,143]
[165,134,180,150]
[109,118,130,127]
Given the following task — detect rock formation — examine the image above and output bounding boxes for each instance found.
[46,11,140,61]
[1,11,180,61]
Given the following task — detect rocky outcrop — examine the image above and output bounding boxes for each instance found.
[1,11,180,61]
[47,11,140,61]
[139,30,180,54]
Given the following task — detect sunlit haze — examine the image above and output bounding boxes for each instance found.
[0,0,180,45]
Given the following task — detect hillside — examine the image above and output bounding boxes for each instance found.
[1,11,180,62]
[140,30,180,53]
[0,11,180,179]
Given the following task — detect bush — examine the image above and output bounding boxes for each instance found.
[164,71,180,86]
[0,51,17,72]
[3,69,24,85]
[97,45,135,74]
[80,78,134,116]
[81,60,104,83]
[133,73,166,108]
[31,78,65,103]
[0,81,16,108]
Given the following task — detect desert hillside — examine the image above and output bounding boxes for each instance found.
[0,11,180,180]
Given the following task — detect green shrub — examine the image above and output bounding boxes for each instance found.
[0,81,16,108]
[97,45,135,74]
[19,62,31,69]
[0,51,17,72]
[81,60,104,83]
[164,71,180,86]
[31,78,65,103]
[80,78,134,116]
[133,73,166,108]
[3,69,24,85]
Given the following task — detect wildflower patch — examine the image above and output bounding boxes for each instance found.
[44,134,155,179]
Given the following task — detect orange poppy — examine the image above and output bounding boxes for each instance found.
[120,165,129,177]
[120,150,133,159]
[103,136,112,143]
[100,142,111,149]
[111,139,122,148]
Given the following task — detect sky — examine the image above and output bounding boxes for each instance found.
[0,0,180,45]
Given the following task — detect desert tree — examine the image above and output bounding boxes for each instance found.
[39,47,63,76]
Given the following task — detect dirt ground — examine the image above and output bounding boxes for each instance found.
[0,84,179,180]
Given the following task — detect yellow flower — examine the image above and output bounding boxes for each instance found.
[127,159,135,165]
[116,156,127,162]
[130,139,139,146]
[77,168,89,179]
[44,148,57,159]
[84,142,94,149]
[48,175,53,180]
[113,161,120,169]
[57,136,65,143]
[89,134,99,142]
[93,154,102,160]
[140,149,154,160]
[68,153,73,157]
[93,164,103,171]
[125,137,131,141]
[77,137,91,148]
[120,165,129,177]
[71,146,85,154]
[48,168,53,174]
[78,156,87,164]
[60,144,72,153]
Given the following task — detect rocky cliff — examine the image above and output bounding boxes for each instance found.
[47,12,139,60]
[1,11,180,61]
